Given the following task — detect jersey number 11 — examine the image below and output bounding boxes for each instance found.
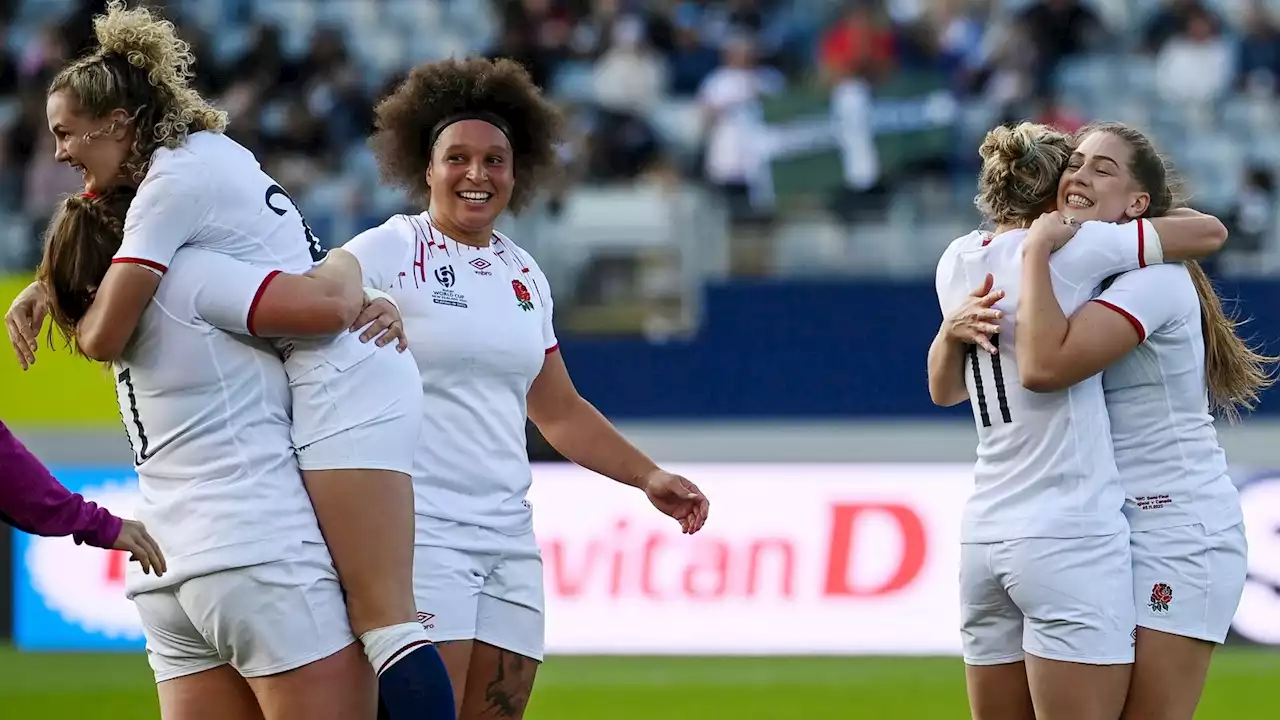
[968,335,1012,427]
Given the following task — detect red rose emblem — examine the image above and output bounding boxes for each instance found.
[512,279,534,311]
[1151,584,1172,604]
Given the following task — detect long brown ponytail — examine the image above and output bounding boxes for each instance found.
[35,188,136,357]
[1184,261,1277,422]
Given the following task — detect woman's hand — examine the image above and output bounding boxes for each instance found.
[113,519,166,577]
[942,273,1004,355]
[1025,211,1081,254]
[351,297,408,351]
[5,282,47,369]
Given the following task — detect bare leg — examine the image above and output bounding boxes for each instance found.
[458,642,539,720]
[965,661,1036,720]
[1025,655,1131,720]
[156,664,265,720]
[245,642,378,720]
[1120,628,1215,720]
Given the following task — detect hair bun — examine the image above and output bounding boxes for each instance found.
[978,124,1037,170]
[93,1,191,85]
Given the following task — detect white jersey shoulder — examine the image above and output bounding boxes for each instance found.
[1095,264,1240,532]
[937,225,1148,542]
[114,131,323,276]
[119,247,324,596]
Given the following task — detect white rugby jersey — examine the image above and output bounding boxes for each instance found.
[119,248,325,597]
[342,214,556,537]
[936,220,1162,543]
[109,130,376,380]
[1093,264,1242,533]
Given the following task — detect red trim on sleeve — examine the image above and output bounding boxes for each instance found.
[1092,299,1146,342]
[246,271,283,337]
[545,343,559,355]
[1137,220,1146,268]
[111,257,167,273]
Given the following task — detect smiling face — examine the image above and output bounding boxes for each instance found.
[426,119,514,235]
[1057,130,1150,223]
[46,89,134,193]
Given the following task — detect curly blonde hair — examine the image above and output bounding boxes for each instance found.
[974,123,1073,227]
[48,1,227,184]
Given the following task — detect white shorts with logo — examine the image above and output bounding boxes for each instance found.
[412,517,544,662]
[133,542,356,682]
[960,530,1136,666]
[291,346,422,474]
[1130,522,1247,644]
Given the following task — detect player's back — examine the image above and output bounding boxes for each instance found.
[937,228,1125,543]
[1098,264,1240,533]
[118,247,324,596]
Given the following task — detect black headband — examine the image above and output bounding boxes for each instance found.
[429,112,513,149]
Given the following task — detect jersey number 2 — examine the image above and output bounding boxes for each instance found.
[117,368,153,464]
[968,335,1012,427]
[264,184,326,262]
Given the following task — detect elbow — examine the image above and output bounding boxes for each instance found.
[1205,219,1228,254]
[1020,364,1065,393]
[928,383,965,407]
[77,328,124,362]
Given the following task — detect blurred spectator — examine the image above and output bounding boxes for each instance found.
[697,34,784,220]
[226,23,300,92]
[1033,90,1086,133]
[1141,0,1220,55]
[1237,0,1280,94]
[1224,165,1276,255]
[668,11,721,96]
[593,15,668,114]
[819,1,896,84]
[1016,0,1105,93]
[19,24,67,88]
[971,15,1036,113]
[297,28,370,148]
[1155,7,1231,108]
[569,0,623,61]
[501,0,574,86]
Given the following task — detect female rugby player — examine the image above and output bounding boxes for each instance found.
[5,4,451,717]
[39,187,379,719]
[929,122,1227,720]
[1016,121,1269,720]
[338,57,710,720]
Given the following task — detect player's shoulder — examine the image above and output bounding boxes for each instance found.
[1110,262,1198,310]
[493,230,544,272]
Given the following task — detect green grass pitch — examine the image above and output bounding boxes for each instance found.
[1,647,1276,718]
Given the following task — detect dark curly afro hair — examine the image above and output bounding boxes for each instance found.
[371,57,564,213]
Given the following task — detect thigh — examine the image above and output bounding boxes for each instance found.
[133,587,226,684]
[459,641,540,720]
[1004,533,1136,666]
[1121,627,1214,720]
[960,542,1025,667]
[245,641,377,720]
[1130,523,1247,644]
[476,536,545,662]
[157,664,264,720]
[177,547,357,679]
[964,662,1035,720]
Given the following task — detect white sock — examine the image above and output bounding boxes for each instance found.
[360,622,433,674]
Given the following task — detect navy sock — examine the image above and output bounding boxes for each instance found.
[378,642,456,720]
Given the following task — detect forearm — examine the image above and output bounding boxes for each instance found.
[927,329,969,406]
[535,399,658,489]
[1148,211,1227,261]
[1017,242,1069,389]
[0,422,122,547]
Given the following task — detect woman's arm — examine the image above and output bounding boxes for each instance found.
[929,273,1004,407]
[249,250,365,337]
[928,329,971,407]
[1147,209,1228,262]
[78,170,210,362]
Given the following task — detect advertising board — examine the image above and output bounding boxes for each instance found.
[12,464,1280,653]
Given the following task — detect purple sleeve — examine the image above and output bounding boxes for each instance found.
[0,421,123,549]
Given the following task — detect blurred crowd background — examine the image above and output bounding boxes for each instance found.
[0,0,1279,341]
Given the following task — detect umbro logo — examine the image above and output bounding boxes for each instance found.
[469,257,493,276]
[416,611,435,630]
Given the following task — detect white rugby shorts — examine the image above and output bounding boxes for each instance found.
[1130,522,1247,644]
[133,542,356,682]
[412,517,545,662]
[960,530,1136,666]
[291,344,422,474]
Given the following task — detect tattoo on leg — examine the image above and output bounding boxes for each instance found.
[483,653,530,718]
